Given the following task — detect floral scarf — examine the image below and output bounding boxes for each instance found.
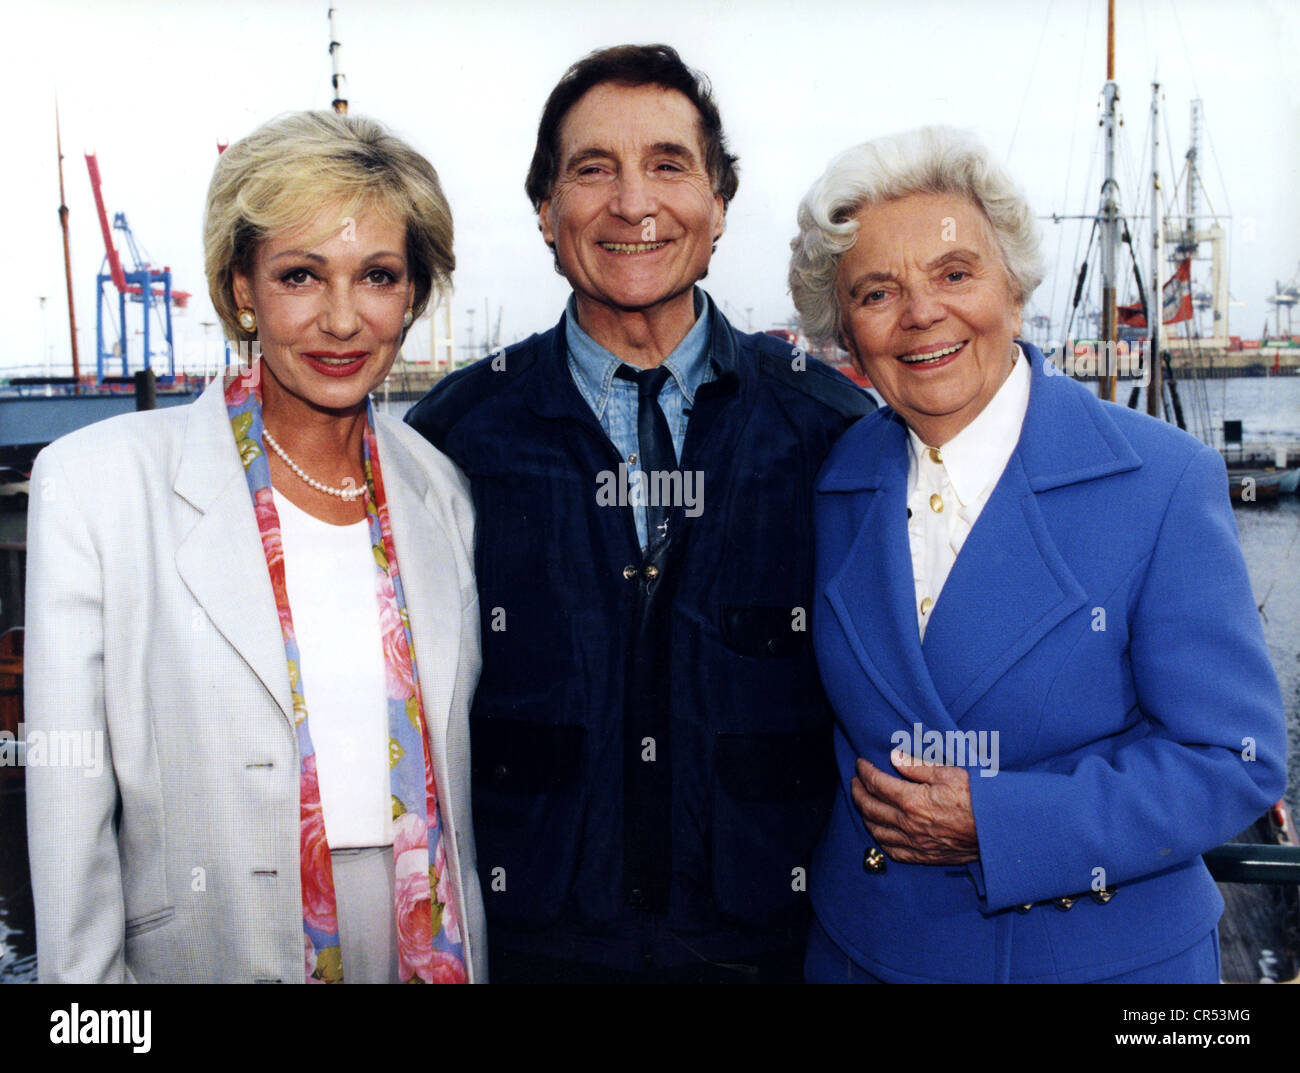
[225,370,466,984]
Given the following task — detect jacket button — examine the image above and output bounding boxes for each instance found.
[1054,895,1075,911]
[929,493,944,513]
[622,564,638,580]
[628,887,646,907]
[1090,886,1117,905]
[1015,903,1033,913]
[862,847,886,874]
[644,565,659,580]
[493,763,510,782]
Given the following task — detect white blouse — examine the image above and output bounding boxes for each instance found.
[906,347,1031,640]
[273,489,393,849]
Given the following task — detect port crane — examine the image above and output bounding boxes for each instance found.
[85,153,191,381]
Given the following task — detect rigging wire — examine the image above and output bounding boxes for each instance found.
[1137,0,1154,74]
[1163,107,1182,221]
[1006,0,1056,161]
[1118,106,1151,310]
[1166,0,1235,335]
[1046,0,1094,337]
[1255,515,1300,622]
[1122,215,1147,315]
[1196,100,1235,304]
[1168,0,1203,100]
[1155,99,1217,445]
[1064,218,1099,344]
[1059,121,1102,340]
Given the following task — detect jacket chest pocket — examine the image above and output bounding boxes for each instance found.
[704,600,825,738]
[721,605,809,659]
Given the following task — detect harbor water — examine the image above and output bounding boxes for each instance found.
[1,375,1298,983]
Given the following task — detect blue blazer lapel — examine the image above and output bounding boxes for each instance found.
[920,346,1142,722]
[820,417,958,733]
[919,450,1088,721]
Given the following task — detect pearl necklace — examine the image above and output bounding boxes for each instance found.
[263,428,368,501]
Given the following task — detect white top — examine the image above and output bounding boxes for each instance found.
[274,489,393,849]
[906,347,1032,640]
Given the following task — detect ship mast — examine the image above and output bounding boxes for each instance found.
[329,5,348,114]
[55,102,81,380]
[1181,100,1200,263]
[1171,100,1229,350]
[1099,0,1120,402]
[1148,80,1163,418]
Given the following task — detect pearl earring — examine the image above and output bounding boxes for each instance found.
[402,308,413,328]
[237,308,257,333]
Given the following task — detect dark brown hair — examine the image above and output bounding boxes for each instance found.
[524,43,740,213]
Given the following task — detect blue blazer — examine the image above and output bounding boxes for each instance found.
[810,342,1287,983]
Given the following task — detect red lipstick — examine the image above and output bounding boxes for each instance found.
[301,351,368,377]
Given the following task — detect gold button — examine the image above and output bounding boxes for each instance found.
[930,493,944,513]
[927,447,942,464]
[644,565,659,580]
[1054,895,1075,911]
[1090,887,1116,905]
[628,453,638,464]
[1015,903,1034,914]
[862,847,887,874]
[920,596,934,615]
[622,565,638,580]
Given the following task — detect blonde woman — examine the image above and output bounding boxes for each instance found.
[25,111,485,983]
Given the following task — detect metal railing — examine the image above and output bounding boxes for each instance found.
[1205,842,1300,884]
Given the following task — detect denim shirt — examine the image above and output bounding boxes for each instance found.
[565,290,715,549]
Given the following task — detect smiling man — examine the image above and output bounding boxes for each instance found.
[406,44,874,983]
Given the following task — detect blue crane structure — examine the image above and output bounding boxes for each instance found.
[85,153,190,382]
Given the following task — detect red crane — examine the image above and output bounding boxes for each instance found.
[85,153,190,379]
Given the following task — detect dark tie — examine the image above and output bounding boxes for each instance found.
[615,364,677,548]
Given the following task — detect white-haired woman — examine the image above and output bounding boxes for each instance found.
[26,111,486,983]
[790,125,1286,983]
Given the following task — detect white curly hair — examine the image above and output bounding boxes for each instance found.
[789,125,1045,346]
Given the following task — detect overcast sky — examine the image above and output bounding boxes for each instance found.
[4,0,1297,375]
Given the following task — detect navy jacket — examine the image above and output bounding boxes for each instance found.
[406,294,874,969]
[811,342,1286,982]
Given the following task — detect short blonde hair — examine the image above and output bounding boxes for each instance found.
[204,110,454,341]
[789,125,1044,347]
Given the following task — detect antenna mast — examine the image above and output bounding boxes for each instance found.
[56,102,81,380]
[1099,0,1120,402]
[329,5,348,114]
[1148,80,1163,418]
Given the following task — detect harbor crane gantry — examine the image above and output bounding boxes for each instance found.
[85,153,191,382]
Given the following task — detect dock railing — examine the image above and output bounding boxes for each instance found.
[1205,842,1300,885]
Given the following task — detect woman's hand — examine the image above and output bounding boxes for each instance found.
[851,750,980,864]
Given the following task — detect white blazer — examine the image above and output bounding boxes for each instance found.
[24,376,486,983]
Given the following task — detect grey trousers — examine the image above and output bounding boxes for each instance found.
[330,845,400,984]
